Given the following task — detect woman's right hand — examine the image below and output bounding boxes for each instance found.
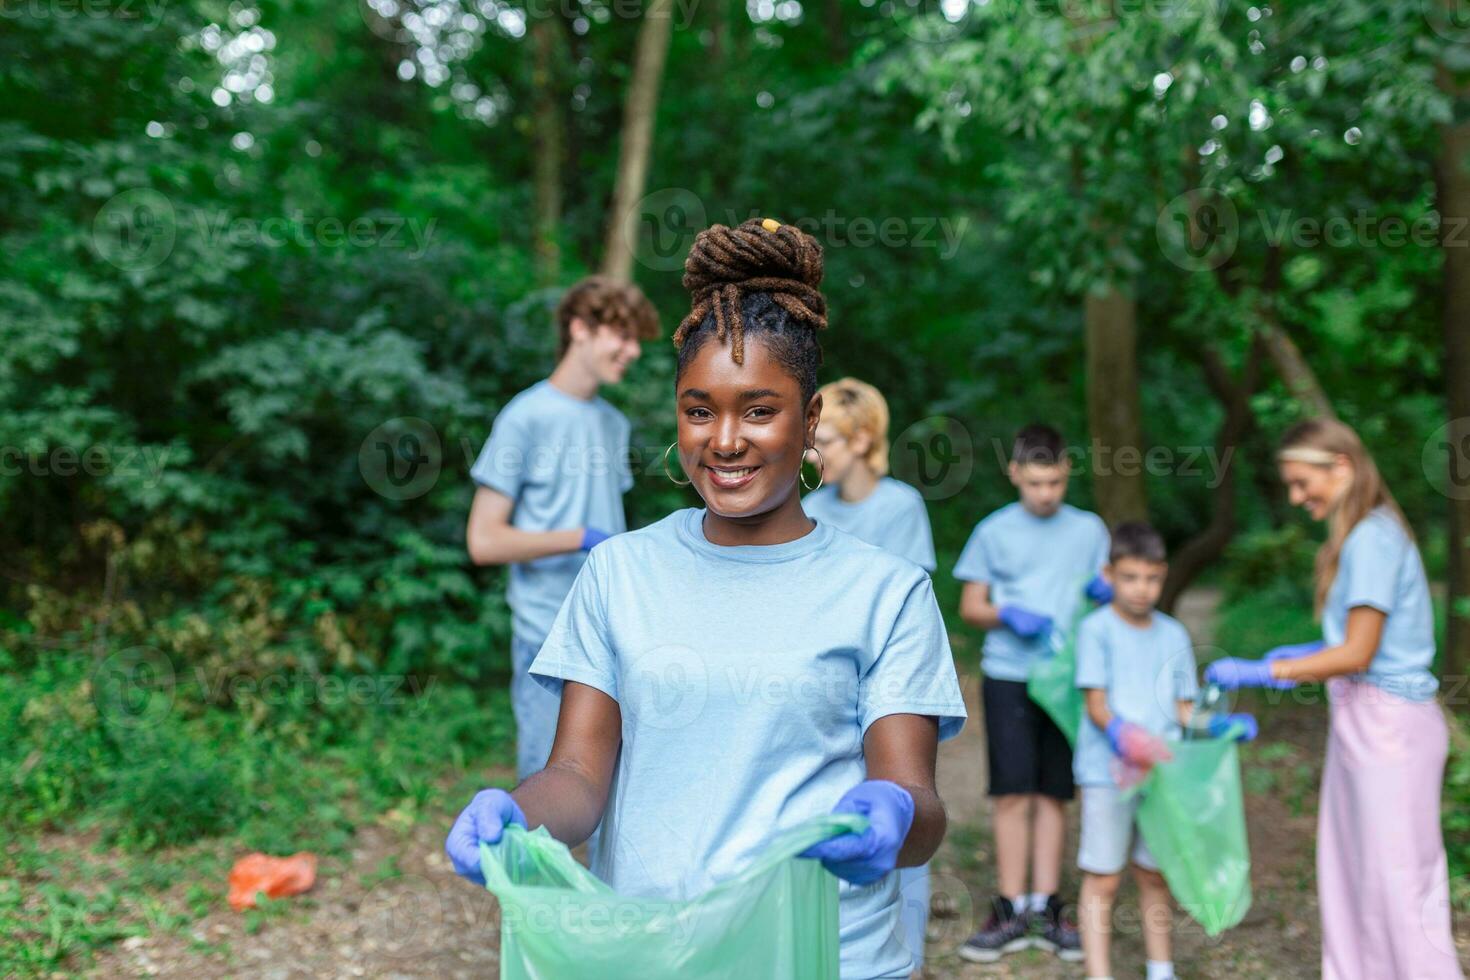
[445,788,528,884]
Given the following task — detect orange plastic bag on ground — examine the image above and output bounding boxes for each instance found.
[227,852,318,910]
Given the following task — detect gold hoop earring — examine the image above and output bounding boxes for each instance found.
[801,447,825,492]
[663,442,691,486]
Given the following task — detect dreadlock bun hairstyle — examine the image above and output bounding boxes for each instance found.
[673,218,827,404]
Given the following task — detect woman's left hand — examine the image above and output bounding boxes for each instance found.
[799,780,915,885]
[1204,657,1296,690]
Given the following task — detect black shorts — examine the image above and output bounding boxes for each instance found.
[982,677,1075,800]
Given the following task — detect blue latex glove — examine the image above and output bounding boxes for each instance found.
[580,527,611,551]
[1085,573,1114,604]
[445,788,528,885]
[1203,657,1296,690]
[799,780,915,885]
[1264,640,1324,663]
[998,605,1053,639]
[1207,712,1259,741]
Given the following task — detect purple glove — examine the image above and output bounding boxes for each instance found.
[1265,640,1324,663]
[799,780,915,885]
[1105,718,1172,768]
[1203,657,1296,690]
[1208,713,1259,741]
[1085,574,1114,604]
[445,788,527,885]
[580,527,611,551]
[998,605,1053,639]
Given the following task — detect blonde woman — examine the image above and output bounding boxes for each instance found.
[1205,417,1462,980]
[802,378,935,573]
[803,377,938,976]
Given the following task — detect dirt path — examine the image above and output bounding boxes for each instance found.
[92,587,1469,978]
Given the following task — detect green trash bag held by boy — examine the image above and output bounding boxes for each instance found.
[1133,734,1253,937]
[1026,600,1090,745]
[478,813,865,979]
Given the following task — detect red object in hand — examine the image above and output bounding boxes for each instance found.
[227,852,318,911]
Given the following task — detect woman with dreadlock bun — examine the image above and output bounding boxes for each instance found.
[447,218,968,979]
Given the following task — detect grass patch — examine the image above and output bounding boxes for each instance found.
[0,651,514,976]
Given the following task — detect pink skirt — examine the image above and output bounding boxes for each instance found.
[1318,677,1463,979]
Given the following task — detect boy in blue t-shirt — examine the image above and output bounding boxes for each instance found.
[466,276,659,779]
[1073,522,1254,980]
[956,424,1109,964]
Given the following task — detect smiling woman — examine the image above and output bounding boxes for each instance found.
[447,217,968,980]
[670,218,829,545]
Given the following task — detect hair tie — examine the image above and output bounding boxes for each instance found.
[761,218,782,232]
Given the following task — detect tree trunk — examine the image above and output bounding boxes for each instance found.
[1160,336,1264,612]
[600,0,674,283]
[1256,316,1336,419]
[823,0,846,61]
[1437,52,1470,688]
[1084,284,1149,525]
[1217,245,1337,419]
[530,15,564,287]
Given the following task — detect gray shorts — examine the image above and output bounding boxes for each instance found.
[1077,786,1158,875]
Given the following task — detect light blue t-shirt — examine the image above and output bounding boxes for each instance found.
[470,380,633,645]
[1323,506,1438,701]
[1073,606,1198,788]
[529,508,968,980]
[802,477,936,572]
[952,502,1110,682]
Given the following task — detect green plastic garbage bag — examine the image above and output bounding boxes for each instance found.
[1027,613,1087,746]
[478,813,866,979]
[1134,735,1252,937]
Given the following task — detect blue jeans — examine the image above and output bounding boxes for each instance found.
[510,634,559,781]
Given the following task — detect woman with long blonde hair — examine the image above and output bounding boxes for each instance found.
[1205,417,1461,979]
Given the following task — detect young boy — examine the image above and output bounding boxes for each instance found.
[1073,521,1254,980]
[956,424,1110,963]
[466,276,659,780]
